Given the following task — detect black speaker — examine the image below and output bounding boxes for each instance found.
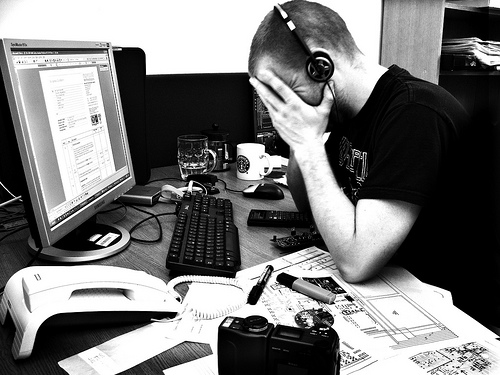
[113,47,151,185]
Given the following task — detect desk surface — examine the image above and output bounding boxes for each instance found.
[0,165,299,374]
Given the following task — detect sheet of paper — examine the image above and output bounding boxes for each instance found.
[59,323,182,375]
[237,247,499,374]
[367,337,500,375]
[163,353,217,375]
[237,250,390,373]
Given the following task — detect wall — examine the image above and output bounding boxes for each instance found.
[0,0,382,74]
[0,0,383,171]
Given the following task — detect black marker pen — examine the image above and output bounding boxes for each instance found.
[248,265,274,305]
[276,272,336,304]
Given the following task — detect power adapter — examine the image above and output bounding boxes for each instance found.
[118,185,161,206]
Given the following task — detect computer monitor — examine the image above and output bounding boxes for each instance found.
[0,38,135,262]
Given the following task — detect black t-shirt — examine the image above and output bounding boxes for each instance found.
[326,65,498,325]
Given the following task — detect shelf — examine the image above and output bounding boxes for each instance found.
[445,2,500,16]
[440,69,500,76]
[442,2,499,73]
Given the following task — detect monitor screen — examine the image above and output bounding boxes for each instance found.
[0,39,135,262]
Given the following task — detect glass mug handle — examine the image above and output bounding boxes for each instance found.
[206,148,217,173]
[259,153,274,177]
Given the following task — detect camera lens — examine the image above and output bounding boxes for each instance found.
[243,315,269,332]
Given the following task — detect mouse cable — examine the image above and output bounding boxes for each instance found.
[217,178,244,193]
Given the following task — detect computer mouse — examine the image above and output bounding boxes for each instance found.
[242,183,284,200]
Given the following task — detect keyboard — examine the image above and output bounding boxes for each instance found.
[166,191,241,277]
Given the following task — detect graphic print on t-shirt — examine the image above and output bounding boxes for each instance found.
[338,136,368,204]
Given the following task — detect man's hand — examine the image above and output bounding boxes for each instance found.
[249,70,335,152]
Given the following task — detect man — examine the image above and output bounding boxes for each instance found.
[249,1,498,330]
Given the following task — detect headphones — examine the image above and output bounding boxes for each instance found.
[274,3,334,82]
[159,181,205,203]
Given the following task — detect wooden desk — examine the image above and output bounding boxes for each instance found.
[0,165,298,374]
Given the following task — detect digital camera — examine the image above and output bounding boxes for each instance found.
[218,315,340,375]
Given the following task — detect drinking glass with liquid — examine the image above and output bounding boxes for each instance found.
[177,134,217,180]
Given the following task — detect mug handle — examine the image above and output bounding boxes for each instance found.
[206,149,217,173]
[259,153,274,177]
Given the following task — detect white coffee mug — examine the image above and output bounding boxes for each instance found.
[236,143,273,180]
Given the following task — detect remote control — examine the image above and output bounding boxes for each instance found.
[247,209,312,227]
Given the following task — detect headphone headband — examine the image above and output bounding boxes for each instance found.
[274,4,316,64]
[273,3,334,82]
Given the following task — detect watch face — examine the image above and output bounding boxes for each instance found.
[237,155,250,174]
[295,308,335,329]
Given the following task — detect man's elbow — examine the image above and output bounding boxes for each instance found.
[336,263,378,284]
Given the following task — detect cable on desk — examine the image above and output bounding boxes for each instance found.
[147,177,184,184]
[128,205,176,243]
[0,195,22,208]
[0,180,21,201]
[99,201,128,223]
[217,178,245,193]
[98,201,170,243]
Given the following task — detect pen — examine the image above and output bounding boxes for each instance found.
[276,272,336,304]
[247,265,274,305]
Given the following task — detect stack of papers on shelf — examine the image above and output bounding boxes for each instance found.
[447,0,500,8]
[441,37,500,70]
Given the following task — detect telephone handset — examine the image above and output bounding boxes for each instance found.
[0,265,181,359]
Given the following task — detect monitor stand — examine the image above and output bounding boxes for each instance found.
[27,218,131,263]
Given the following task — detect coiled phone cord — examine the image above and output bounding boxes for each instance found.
[166,275,250,320]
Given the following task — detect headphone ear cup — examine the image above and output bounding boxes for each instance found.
[306,52,334,82]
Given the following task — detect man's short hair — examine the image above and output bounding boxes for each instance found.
[248,0,361,76]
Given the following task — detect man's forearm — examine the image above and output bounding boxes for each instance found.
[292,142,419,283]
[292,142,361,278]
[293,144,356,243]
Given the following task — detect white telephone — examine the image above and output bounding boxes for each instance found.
[0,265,181,360]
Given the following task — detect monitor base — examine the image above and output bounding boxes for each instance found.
[28,223,131,263]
